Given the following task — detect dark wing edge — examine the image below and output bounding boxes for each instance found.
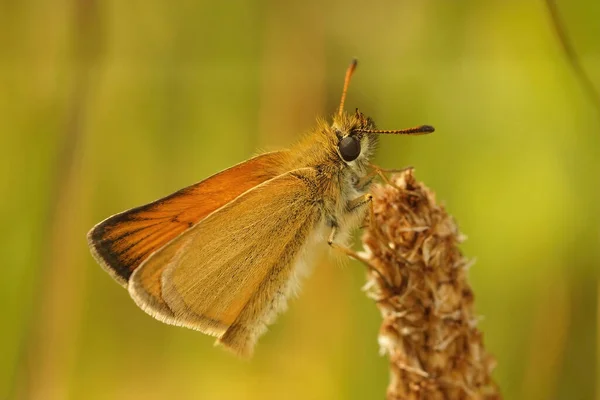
[87,151,291,286]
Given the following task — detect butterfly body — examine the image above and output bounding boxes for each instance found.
[88,61,433,357]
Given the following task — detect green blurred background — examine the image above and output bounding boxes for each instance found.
[2,0,599,399]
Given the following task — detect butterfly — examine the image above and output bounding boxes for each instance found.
[87,60,433,357]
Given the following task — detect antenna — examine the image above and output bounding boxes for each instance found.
[338,59,358,117]
[356,125,435,135]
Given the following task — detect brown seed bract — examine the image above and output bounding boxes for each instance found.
[361,169,501,400]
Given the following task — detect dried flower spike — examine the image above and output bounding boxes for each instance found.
[361,169,501,400]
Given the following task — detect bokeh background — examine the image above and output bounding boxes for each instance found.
[2,0,599,399]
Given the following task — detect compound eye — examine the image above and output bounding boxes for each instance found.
[339,136,361,162]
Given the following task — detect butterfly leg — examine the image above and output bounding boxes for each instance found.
[328,227,393,290]
[326,192,372,251]
[354,170,377,192]
[368,163,413,187]
[356,166,413,192]
[369,163,413,175]
[348,193,373,212]
[326,192,372,246]
[327,194,393,290]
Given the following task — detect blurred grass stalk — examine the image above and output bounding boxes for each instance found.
[360,170,501,399]
[14,0,102,398]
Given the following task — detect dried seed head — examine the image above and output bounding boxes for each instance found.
[361,169,501,400]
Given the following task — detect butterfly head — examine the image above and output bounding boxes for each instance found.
[329,59,434,167]
[330,108,377,165]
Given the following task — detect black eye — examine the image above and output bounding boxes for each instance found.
[339,136,361,162]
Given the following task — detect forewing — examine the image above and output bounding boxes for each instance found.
[87,151,291,285]
[129,168,323,356]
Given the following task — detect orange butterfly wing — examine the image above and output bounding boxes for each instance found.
[88,151,291,286]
